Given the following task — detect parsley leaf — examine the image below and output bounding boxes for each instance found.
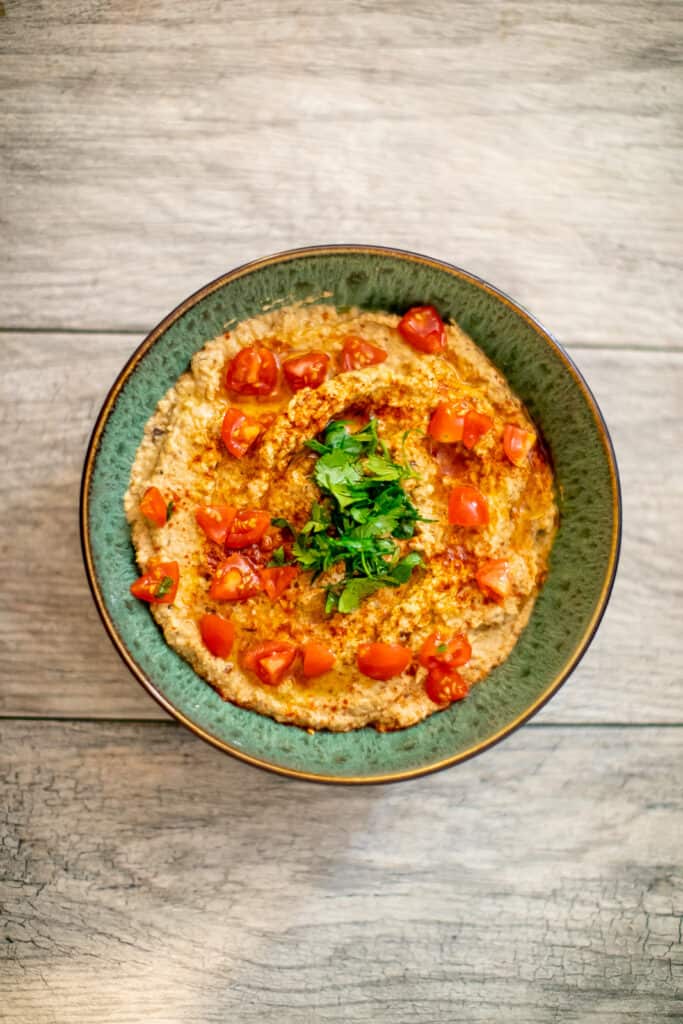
[285,418,425,614]
[267,546,287,567]
[155,575,174,598]
[166,500,175,521]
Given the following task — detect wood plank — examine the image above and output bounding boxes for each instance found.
[1,1,681,342]
[0,334,681,722]
[1,721,681,1022]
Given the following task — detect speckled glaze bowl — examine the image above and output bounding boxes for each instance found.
[81,245,620,783]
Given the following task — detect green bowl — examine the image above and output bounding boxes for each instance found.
[81,245,621,783]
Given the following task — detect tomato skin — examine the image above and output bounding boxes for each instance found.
[130,560,179,604]
[221,407,261,458]
[357,642,412,681]
[428,401,466,443]
[209,554,262,601]
[224,509,271,549]
[424,664,469,705]
[282,351,330,392]
[260,565,299,601]
[195,505,237,546]
[397,305,446,354]
[225,344,279,396]
[462,410,493,450]
[448,485,490,527]
[139,486,168,527]
[503,424,536,465]
[243,641,298,686]
[476,558,512,602]
[302,641,336,677]
[340,336,388,371]
[419,631,472,670]
[199,613,235,658]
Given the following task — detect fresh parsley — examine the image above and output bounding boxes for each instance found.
[267,546,288,568]
[274,418,425,613]
[166,499,175,521]
[155,575,174,598]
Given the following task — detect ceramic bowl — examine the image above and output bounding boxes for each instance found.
[81,245,621,783]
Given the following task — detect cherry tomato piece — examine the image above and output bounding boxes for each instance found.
[424,664,469,705]
[448,485,490,527]
[224,509,271,549]
[209,554,262,601]
[476,558,512,602]
[221,407,261,459]
[130,560,179,604]
[282,351,330,392]
[139,486,168,527]
[225,344,279,396]
[397,305,446,354]
[302,641,336,678]
[503,424,536,465]
[419,631,472,670]
[243,641,298,686]
[199,613,235,658]
[260,565,299,601]
[428,401,466,443]
[357,642,412,681]
[195,505,237,546]
[340,336,388,371]
[462,410,493,450]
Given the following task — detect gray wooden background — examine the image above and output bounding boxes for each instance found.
[1,2,682,1021]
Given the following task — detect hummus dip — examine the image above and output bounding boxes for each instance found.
[125,302,557,731]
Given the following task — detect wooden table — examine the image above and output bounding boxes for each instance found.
[2,3,682,1020]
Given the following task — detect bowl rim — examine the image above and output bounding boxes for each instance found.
[80,243,622,785]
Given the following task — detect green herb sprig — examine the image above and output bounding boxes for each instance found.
[274,419,425,613]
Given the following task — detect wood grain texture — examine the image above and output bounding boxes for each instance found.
[1,0,681,342]
[1,721,681,1022]
[1,334,681,723]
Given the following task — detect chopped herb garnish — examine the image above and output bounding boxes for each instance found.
[267,546,288,567]
[284,418,425,613]
[166,500,175,520]
[155,575,174,598]
[436,643,448,655]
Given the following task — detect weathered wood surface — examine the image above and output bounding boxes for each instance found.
[1,722,681,1023]
[1,1,681,343]
[1,335,680,723]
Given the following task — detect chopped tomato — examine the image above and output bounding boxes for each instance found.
[424,664,469,705]
[199,613,235,658]
[302,641,336,678]
[503,424,536,465]
[243,640,298,686]
[260,565,299,601]
[462,410,493,450]
[221,407,261,458]
[476,558,512,602]
[357,642,412,681]
[428,401,466,443]
[282,351,330,392]
[340,336,388,371]
[448,485,490,527]
[195,505,236,546]
[419,631,472,670]
[225,344,279,396]
[209,554,261,601]
[397,305,446,354]
[224,509,270,549]
[130,560,179,604]
[139,486,168,527]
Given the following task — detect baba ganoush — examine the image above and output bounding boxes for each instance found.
[125,302,558,732]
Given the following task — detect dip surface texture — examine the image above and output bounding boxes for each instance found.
[125,304,557,731]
